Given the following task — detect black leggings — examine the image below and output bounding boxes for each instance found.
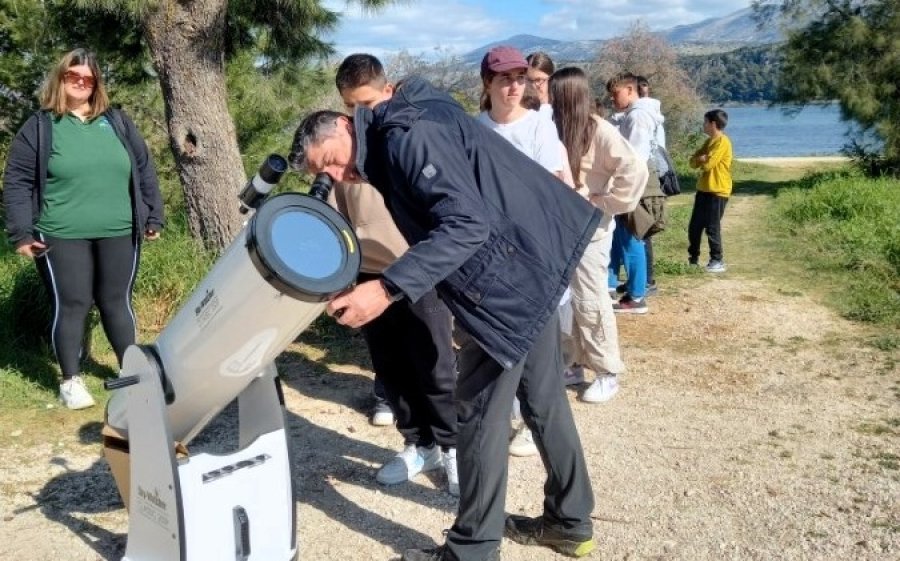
[35,234,140,379]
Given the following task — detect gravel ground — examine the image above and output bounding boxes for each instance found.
[1,196,898,561]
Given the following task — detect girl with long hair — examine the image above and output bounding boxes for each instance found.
[549,67,647,403]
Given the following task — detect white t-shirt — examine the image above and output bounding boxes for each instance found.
[538,103,553,120]
[477,109,563,173]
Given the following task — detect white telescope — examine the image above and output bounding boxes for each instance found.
[103,159,360,561]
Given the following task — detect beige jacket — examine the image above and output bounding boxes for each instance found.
[328,182,409,274]
[577,116,647,229]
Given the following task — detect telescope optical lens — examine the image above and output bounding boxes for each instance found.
[266,154,288,173]
[271,212,343,280]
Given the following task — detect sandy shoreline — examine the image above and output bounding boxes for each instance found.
[737,155,849,166]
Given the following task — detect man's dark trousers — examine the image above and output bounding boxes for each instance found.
[447,313,594,561]
[688,191,729,262]
[360,280,457,449]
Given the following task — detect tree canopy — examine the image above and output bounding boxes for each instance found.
[761,0,900,170]
[1,0,392,249]
[588,24,704,154]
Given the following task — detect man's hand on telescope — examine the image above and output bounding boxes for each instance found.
[326,280,393,328]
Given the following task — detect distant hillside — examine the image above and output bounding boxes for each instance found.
[664,7,782,45]
[451,7,787,103]
[679,44,783,104]
[460,34,602,65]
[463,6,785,64]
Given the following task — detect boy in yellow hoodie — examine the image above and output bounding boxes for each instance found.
[688,109,733,273]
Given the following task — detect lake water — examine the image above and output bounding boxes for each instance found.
[713,104,854,158]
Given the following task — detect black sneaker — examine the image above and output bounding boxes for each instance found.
[504,515,595,557]
[618,282,657,297]
[612,295,648,315]
[401,545,498,561]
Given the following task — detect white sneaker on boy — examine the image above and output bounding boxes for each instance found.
[509,424,539,457]
[581,374,620,404]
[376,444,442,486]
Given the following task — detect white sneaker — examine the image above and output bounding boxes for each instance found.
[371,400,395,426]
[581,375,619,403]
[509,424,539,457]
[443,448,460,496]
[59,376,95,410]
[376,444,442,486]
[705,260,727,273]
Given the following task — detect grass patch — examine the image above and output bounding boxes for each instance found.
[770,170,900,327]
[0,223,213,410]
[855,421,898,437]
[871,519,900,533]
[875,452,900,470]
[649,160,828,283]
[868,333,900,351]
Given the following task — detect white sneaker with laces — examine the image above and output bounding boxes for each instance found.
[509,424,539,457]
[443,448,459,496]
[376,444,442,486]
[59,376,95,410]
[581,374,619,403]
[705,260,727,273]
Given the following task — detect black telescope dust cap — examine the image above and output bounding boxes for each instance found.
[247,193,360,301]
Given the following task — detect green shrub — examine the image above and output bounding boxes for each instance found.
[773,170,900,326]
[0,223,214,402]
[134,223,215,335]
[648,196,703,277]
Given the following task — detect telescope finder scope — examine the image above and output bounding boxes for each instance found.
[239,154,289,213]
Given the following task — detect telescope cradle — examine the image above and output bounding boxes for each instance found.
[113,347,297,561]
[103,163,359,561]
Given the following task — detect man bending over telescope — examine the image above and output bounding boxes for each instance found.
[290,74,600,561]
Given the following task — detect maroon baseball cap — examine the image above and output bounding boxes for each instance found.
[480,46,528,77]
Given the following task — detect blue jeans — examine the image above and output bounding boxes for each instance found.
[608,216,647,299]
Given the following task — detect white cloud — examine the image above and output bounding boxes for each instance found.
[537,0,752,40]
[324,0,506,58]
[322,0,756,57]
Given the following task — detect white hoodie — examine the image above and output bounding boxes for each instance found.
[620,97,667,160]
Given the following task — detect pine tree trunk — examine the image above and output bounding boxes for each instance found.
[142,0,243,251]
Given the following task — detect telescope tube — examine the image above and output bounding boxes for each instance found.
[108,191,360,444]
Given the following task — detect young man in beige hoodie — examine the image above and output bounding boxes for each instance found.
[320,54,459,496]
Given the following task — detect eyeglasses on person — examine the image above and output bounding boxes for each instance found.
[63,71,96,88]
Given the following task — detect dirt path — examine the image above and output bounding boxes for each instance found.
[1,191,898,561]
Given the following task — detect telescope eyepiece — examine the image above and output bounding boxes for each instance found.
[239,154,289,214]
[308,173,334,202]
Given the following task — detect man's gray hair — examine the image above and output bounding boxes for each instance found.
[289,110,346,171]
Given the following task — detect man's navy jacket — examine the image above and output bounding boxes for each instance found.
[354,77,601,369]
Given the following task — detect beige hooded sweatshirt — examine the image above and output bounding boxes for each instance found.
[328,182,409,274]
[577,115,647,230]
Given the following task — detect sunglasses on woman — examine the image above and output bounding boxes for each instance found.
[63,71,96,88]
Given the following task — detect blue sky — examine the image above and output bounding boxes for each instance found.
[323,0,755,57]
